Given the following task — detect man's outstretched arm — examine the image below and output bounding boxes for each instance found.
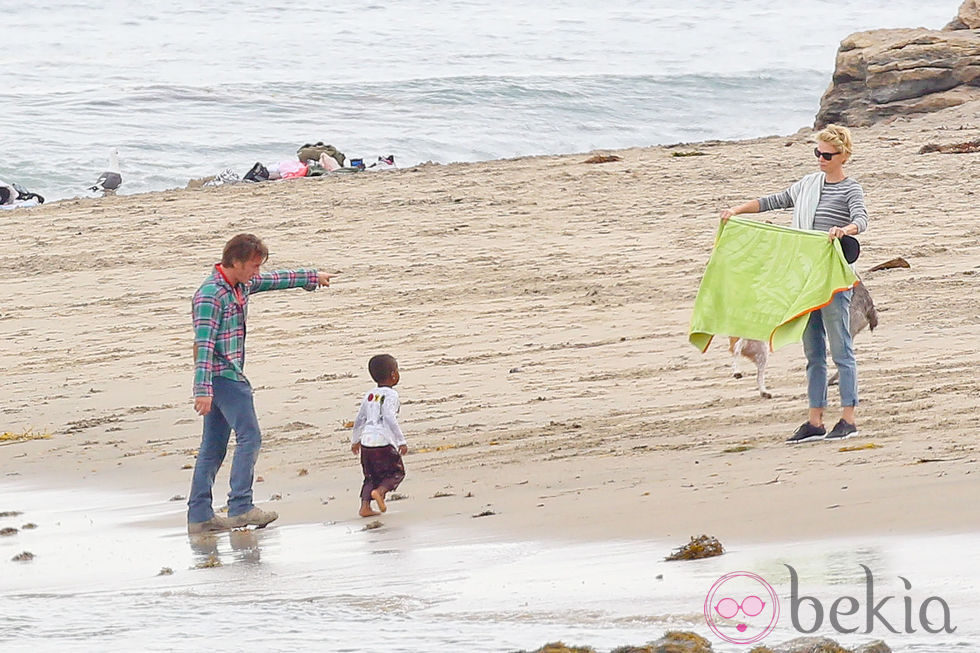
[248,269,333,293]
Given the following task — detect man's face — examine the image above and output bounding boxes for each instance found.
[227,255,263,285]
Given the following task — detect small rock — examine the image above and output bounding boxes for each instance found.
[157,567,174,576]
[0,527,18,536]
[169,494,186,502]
[362,520,383,531]
[21,523,37,530]
[269,493,282,501]
[472,509,496,518]
[767,635,850,653]
[387,493,408,501]
[12,551,34,562]
[297,468,309,477]
[0,511,23,518]
[527,643,595,653]
[647,630,713,652]
[853,641,892,653]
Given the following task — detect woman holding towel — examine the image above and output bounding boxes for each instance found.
[720,124,869,444]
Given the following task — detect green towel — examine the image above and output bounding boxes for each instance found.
[689,217,858,353]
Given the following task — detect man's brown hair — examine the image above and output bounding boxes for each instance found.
[221,233,269,267]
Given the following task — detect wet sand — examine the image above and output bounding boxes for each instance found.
[1,483,976,652]
[0,101,978,551]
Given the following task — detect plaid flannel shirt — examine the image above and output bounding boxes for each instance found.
[193,265,318,397]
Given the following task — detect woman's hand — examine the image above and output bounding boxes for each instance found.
[827,225,848,240]
[720,207,737,222]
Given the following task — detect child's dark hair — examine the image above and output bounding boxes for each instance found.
[368,354,398,384]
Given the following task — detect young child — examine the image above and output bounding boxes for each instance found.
[351,354,407,517]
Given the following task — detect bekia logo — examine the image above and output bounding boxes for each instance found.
[705,565,955,646]
[704,571,780,644]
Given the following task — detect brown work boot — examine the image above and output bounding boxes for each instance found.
[187,515,233,535]
[229,506,279,529]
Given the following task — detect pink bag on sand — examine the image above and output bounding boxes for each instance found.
[279,160,308,179]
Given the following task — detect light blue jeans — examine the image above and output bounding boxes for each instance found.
[187,377,262,523]
[803,289,858,408]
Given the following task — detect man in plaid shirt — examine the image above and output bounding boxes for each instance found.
[187,233,332,534]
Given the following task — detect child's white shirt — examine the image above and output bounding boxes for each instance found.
[351,386,406,448]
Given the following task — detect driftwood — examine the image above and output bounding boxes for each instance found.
[583,154,621,164]
[868,257,910,271]
[919,139,980,154]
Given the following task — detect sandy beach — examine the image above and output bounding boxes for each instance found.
[1,101,978,550]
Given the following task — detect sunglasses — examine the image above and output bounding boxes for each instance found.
[814,148,841,161]
[715,595,766,619]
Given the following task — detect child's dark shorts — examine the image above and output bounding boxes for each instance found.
[359,444,406,501]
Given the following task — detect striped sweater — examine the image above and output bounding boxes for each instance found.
[759,177,868,234]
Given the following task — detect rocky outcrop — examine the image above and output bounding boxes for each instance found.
[945,0,980,30]
[815,2,980,128]
[750,637,891,653]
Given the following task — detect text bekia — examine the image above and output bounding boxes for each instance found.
[786,564,955,635]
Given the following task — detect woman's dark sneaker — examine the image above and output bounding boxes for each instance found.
[825,419,858,440]
[787,421,826,444]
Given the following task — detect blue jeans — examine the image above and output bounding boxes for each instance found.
[803,289,858,408]
[187,377,262,523]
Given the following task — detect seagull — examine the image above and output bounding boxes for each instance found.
[88,149,122,195]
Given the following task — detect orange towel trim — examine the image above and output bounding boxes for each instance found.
[767,279,860,352]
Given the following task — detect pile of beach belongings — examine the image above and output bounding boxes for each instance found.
[242,141,396,183]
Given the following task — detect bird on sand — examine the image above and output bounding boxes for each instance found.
[88,149,122,195]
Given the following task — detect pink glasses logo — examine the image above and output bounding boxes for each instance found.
[704,571,780,645]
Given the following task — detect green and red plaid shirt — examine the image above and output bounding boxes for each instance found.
[192,265,318,397]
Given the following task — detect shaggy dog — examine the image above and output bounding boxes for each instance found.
[730,281,878,398]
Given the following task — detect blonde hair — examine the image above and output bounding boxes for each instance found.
[817,124,853,161]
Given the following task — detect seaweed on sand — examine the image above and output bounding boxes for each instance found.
[665,535,724,561]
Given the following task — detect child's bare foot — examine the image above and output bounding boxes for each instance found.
[359,505,380,517]
[371,489,387,513]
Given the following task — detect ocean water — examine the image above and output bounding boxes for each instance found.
[0,482,977,652]
[0,1,955,201]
